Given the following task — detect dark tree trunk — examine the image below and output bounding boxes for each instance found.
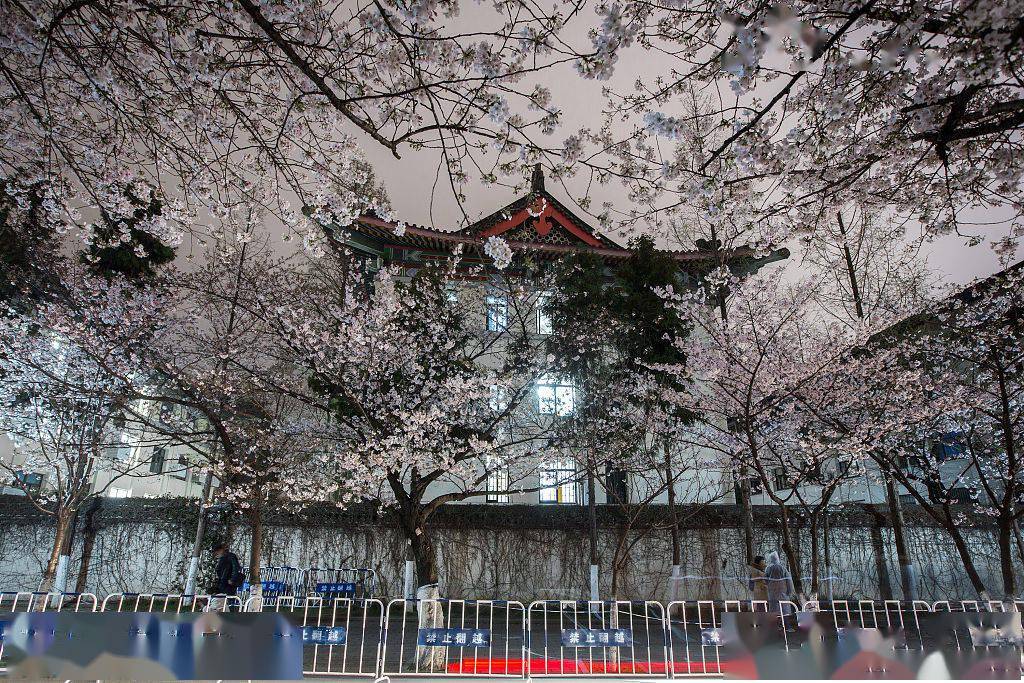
[664,441,680,566]
[408,522,439,587]
[587,458,599,567]
[870,522,894,600]
[942,506,988,596]
[74,499,102,593]
[248,502,263,584]
[998,519,1016,597]
[737,470,755,566]
[778,506,802,595]
[40,512,72,593]
[809,516,820,596]
[884,473,915,600]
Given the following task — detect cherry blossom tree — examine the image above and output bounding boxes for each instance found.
[879,264,1024,596]
[0,267,170,594]
[270,253,556,591]
[0,0,594,272]
[555,1,1024,256]
[136,241,348,590]
[659,268,863,596]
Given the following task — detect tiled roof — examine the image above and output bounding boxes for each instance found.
[346,215,776,263]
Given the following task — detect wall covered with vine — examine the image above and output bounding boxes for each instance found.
[0,496,1013,600]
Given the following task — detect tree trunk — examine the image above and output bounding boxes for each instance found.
[409,525,439,587]
[778,506,802,595]
[1013,521,1024,571]
[998,518,1016,597]
[869,521,894,600]
[248,504,263,585]
[664,441,680,566]
[884,473,916,600]
[737,469,755,566]
[942,506,988,597]
[586,456,600,602]
[809,516,820,597]
[40,512,72,593]
[74,499,102,593]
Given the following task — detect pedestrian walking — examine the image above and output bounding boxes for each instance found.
[212,542,244,610]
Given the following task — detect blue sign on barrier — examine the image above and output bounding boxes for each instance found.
[241,580,286,593]
[561,628,632,647]
[417,628,490,647]
[302,626,347,645]
[315,582,357,595]
[701,628,725,646]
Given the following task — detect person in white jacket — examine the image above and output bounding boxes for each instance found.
[764,551,794,612]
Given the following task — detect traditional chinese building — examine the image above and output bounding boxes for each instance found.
[333,165,788,282]
[328,165,792,509]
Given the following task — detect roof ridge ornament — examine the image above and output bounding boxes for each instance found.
[530,164,545,193]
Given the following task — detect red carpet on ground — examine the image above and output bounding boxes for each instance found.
[446,657,755,675]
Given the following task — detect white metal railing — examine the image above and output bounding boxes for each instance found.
[0,593,1019,678]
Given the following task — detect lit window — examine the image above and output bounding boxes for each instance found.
[486,295,508,331]
[536,292,552,335]
[537,375,575,416]
[539,459,578,504]
[489,384,508,412]
[486,463,510,503]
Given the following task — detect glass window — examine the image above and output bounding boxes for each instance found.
[171,454,188,480]
[536,292,552,335]
[537,375,575,416]
[772,467,788,492]
[489,384,508,412]
[486,295,508,332]
[13,471,43,496]
[932,433,966,461]
[150,446,166,474]
[486,464,510,503]
[539,459,578,504]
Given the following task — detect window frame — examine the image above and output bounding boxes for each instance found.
[539,459,579,504]
[536,292,553,335]
[536,375,575,416]
[150,446,166,475]
[485,294,509,332]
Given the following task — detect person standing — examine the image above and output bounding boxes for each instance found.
[764,551,794,613]
[212,542,244,609]
[748,555,768,602]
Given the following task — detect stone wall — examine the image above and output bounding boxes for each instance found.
[0,496,1014,600]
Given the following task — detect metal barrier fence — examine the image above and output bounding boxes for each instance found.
[527,600,668,676]
[299,597,387,677]
[305,566,378,599]
[1,594,1021,678]
[381,598,528,677]
[98,592,242,612]
[0,591,98,613]
[241,565,305,601]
